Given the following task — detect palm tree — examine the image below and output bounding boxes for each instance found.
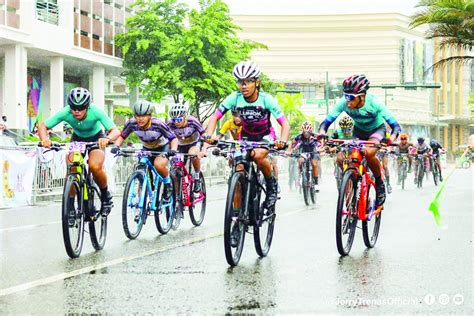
[410,0,473,69]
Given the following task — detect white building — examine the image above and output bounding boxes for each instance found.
[0,0,134,131]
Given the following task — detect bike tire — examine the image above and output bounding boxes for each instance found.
[155,180,174,234]
[432,162,439,186]
[224,172,246,266]
[309,172,316,205]
[62,175,85,258]
[336,170,358,256]
[302,167,310,206]
[122,171,146,239]
[254,174,275,258]
[89,185,107,250]
[362,176,382,248]
[417,163,424,188]
[189,172,206,226]
[401,163,406,190]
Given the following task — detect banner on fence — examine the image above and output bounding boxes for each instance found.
[0,149,37,208]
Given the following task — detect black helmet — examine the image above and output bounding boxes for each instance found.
[342,74,370,94]
[67,87,91,110]
[132,100,154,116]
[429,139,437,146]
[417,137,425,143]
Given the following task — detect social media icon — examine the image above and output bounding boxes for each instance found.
[452,294,464,305]
[424,294,436,305]
[438,294,450,305]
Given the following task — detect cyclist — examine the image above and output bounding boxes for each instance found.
[167,103,207,192]
[395,133,415,184]
[115,100,178,200]
[429,139,446,182]
[39,87,120,216]
[216,109,243,140]
[378,128,393,194]
[204,60,290,210]
[332,116,354,140]
[318,74,401,207]
[287,122,321,192]
[413,137,431,184]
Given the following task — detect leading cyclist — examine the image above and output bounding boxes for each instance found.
[204,60,290,210]
[39,87,121,216]
[318,74,401,208]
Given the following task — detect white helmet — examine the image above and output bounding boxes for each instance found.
[233,61,261,80]
[168,103,188,118]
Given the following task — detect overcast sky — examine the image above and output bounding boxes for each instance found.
[181,0,420,16]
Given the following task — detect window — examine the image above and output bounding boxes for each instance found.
[36,0,59,25]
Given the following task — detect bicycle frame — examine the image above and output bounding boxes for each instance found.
[171,154,205,207]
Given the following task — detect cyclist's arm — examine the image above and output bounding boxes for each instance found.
[318,99,345,134]
[169,138,178,151]
[39,107,69,141]
[115,136,125,147]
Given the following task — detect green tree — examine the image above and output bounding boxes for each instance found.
[276,93,307,137]
[116,0,265,123]
[410,0,474,69]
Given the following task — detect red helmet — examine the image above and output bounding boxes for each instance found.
[342,74,370,94]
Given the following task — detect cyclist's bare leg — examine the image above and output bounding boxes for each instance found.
[188,145,201,173]
[88,149,107,189]
[364,141,382,179]
[153,156,169,178]
[251,148,272,176]
[311,159,319,178]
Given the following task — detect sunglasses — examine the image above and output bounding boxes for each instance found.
[400,138,407,141]
[237,79,256,86]
[344,93,364,101]
[71,108,86,112]
[172,117,184,124]
[341,128,352,133]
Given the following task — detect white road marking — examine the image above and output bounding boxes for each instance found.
[0,206,310,297]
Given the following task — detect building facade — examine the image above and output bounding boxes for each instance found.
[232,13,472,152]
[0,0,133,131]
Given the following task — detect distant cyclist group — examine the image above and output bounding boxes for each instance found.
[38,61,447,263]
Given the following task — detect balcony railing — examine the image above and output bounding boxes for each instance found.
[36,1,59,25]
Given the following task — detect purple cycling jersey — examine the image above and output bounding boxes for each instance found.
[121,117,176,149]
[167,115,205,146]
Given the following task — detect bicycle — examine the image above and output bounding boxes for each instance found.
[397,153,410,190]
[212,140,283,266]
[327,139,397,256]
[117,148,176,239]
[298,152,317,206]
[170,153,207,228]
[429,153,444,186]
[414,153,429,188]
[39,142,108,258]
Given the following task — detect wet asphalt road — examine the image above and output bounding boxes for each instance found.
[0,166,472,314]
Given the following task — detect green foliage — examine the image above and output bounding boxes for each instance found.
[116,0,266,123]
[410,0,474,69]
[276,93,307,137]
[114,106,135,119]
[259,73,283,95]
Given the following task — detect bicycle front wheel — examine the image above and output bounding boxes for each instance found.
[417,163,424,188]
[362,177,382,248]
[62,174,85,258]
[189,172,206,226]
[224,172,246,267]
[122,171,146,240]
[89,185,107,250]
[253,175,276,258]
[302,167,310,206]
[432,162,439,186]
[336,170,358,256]
[155,179,175,234]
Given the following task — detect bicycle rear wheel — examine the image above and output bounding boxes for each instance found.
[336,170,358,256]
[89,185,107,250]
[310,171,316,205]
[254,174,275,257]
[362,177,382,248]
[62,175,85,258]
[401,162,407,190]
[155,179,175,234]
[224,172,246,266]
[122,171,146,239]
[189,172,206,226]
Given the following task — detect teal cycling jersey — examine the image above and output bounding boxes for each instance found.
[44,104,115,138]
[216,91,285,137]
[320,93,400,134]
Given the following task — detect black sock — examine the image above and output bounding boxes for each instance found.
[314,177,319,184]
[100,186,108,195]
